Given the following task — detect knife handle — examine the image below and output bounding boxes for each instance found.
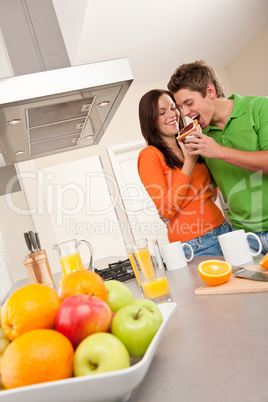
[29,231,38,252]
[24,232,32,252]
[35,232,41,250]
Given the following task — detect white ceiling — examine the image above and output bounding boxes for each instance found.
[52,0,268,85]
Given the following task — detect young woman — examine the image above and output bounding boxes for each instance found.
[137,89,230,256]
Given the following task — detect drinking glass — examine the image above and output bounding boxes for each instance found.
[126,242,143,293]
[128,238,172,304]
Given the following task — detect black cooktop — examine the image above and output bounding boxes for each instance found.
[94,259,135,282]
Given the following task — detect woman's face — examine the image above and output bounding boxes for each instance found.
[157,93,180,138]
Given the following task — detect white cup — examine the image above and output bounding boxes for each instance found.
[218,229,262,267]
[161,241,194,271]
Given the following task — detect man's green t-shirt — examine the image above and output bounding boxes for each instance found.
[203,93,268,232]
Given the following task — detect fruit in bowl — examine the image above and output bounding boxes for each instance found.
[58,270,107,301]
[104,280,134,312]
[0,275,167,391]
[131,298,163,329]
[55,294,112,348]
[73,332,130,376]
[111,303,160,358]
[1,284,61,341]
[1,329,74,389]
[0,328,10,357]
[0,306,10,357]
[198,260,232,286]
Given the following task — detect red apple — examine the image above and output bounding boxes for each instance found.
[55,294,112,348]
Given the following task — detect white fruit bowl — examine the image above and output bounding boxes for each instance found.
[0,302,177,402]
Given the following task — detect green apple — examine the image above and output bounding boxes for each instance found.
[0,329,6,339]
[111,304,159,358]
[0,339,9,356]
[131,298,163,329]
[73,332,130,376]
[0,328,10,355]
[0,373,4,391]
[104,280,134,313]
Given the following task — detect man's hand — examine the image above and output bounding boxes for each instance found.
[184,132,222,158]
[185,131,268,173]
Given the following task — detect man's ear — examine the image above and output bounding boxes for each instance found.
[206,83,216,99]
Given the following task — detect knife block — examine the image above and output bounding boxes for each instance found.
[25,249,56,290]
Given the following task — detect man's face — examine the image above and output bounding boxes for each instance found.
[173,88,214,129]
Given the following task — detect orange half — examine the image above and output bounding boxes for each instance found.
[260,252,268,270]
[198,260,232,286]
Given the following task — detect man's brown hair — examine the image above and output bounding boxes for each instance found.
[167,60,225,98]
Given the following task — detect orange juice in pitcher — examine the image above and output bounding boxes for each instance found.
[59,252,84,276]
[53,239,94,279]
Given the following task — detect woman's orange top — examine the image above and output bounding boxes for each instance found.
[137,146,224,242]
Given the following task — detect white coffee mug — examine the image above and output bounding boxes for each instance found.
[161,241,194,271]
[218,229,262,267]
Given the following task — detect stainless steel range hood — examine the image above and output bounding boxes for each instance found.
[0,58,133,164]
[0,0,133,166]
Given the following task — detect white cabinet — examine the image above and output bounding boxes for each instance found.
[107,140,168,247]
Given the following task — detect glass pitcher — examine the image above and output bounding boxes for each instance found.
[53,239,94,276]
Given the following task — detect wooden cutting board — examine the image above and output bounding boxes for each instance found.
[194,265,268,295]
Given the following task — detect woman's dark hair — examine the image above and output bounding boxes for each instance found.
[139,89,186,169]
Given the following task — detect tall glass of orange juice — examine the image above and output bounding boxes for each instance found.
[126,244,143,291]
[127,239,172,304]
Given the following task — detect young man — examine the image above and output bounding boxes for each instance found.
[167,60,268,255]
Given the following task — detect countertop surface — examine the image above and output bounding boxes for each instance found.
[126,255,268,402]
[4,255,268,401]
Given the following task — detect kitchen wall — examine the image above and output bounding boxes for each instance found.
[226,26,268,96]
[1,25,267,290]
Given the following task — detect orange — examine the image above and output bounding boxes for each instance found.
[58,269,107,301]
[1,329,74,389]
[1,284,61,341]
[198,260,232,286]
[260,252,268,270]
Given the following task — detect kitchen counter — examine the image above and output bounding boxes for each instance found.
[126,256,268,402]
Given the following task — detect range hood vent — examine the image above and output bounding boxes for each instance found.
[26,97,95,156]
[0,58,133,164]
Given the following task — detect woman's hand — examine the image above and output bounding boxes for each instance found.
[178,125,200,176]
[179,139,199,163]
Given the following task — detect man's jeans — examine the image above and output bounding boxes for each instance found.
[183,221,231,257]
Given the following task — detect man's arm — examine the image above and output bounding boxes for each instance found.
[185,132,268,174]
